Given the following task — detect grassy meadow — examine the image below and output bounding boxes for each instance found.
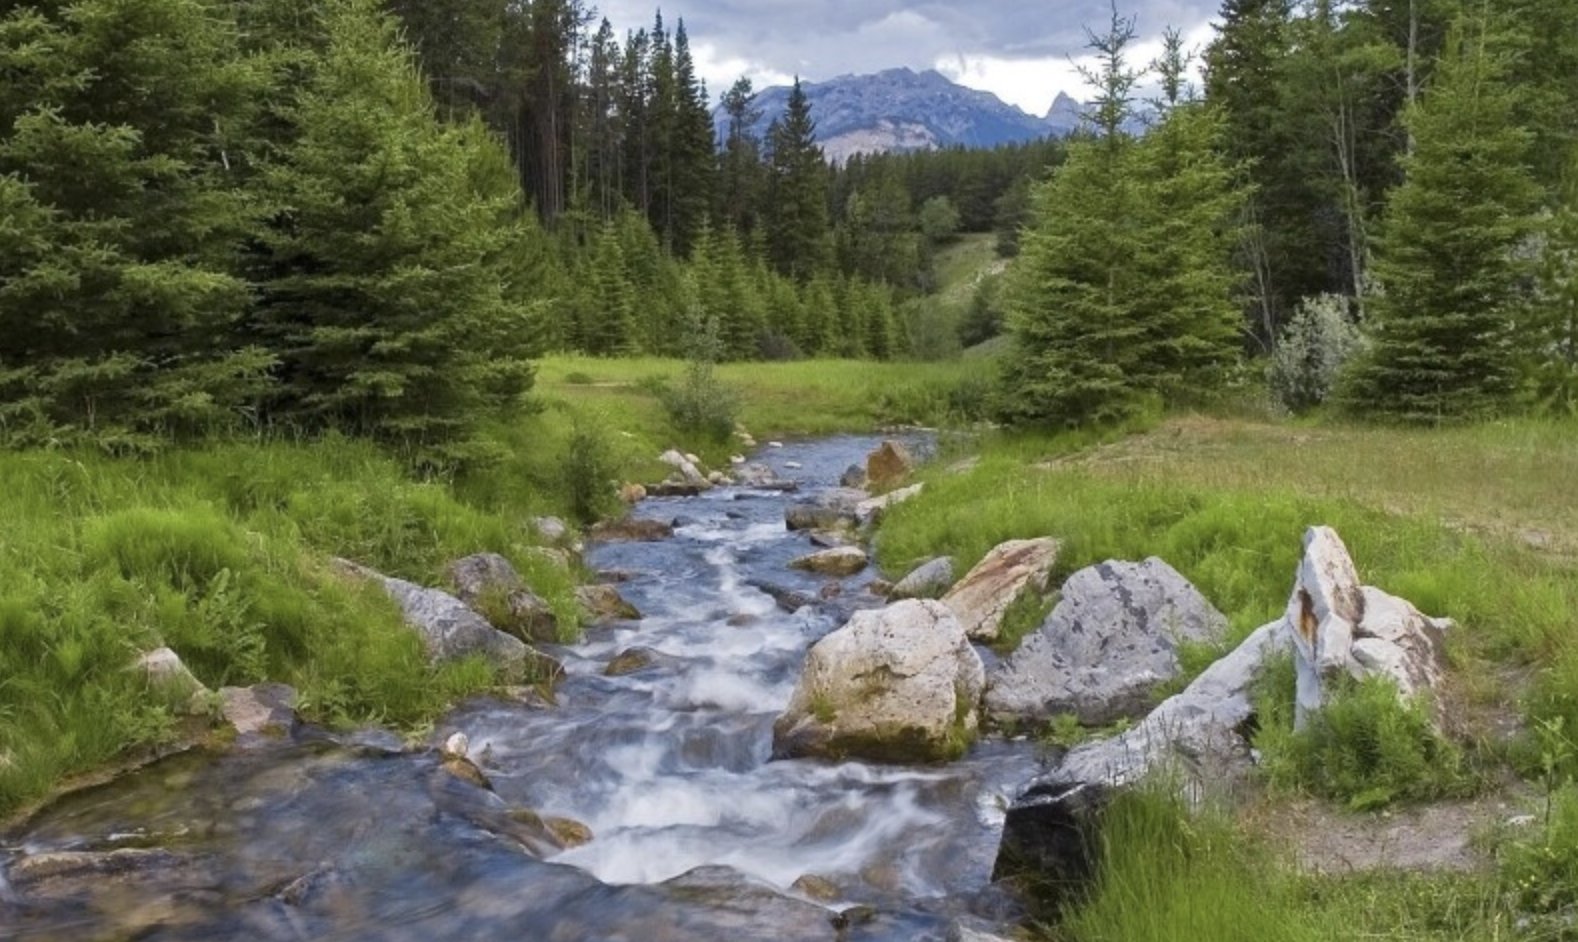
[871,412,1578,941]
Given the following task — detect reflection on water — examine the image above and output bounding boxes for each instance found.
[1,435,1042,941]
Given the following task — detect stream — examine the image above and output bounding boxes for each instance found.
[0,435,1047,941]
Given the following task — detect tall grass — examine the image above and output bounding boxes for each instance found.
[0,434,586,817]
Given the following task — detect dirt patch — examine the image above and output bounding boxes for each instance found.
[1242,788,1536,875]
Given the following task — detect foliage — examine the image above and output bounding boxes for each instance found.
[660,305,740,443]
[1255,668,1470,810]
[1268,294,1367,412]
[558,417,620,525]
[1343,13,1543,423]
[1498,782,1578,916]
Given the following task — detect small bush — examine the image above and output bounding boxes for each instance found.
[1268,294,1366,413]
[563,371,595,385]
[559,419,619,524]
[661,357,738,442]
[1499,782,1578,916]
[1256,671,1470,810]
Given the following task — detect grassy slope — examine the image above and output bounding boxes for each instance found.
[0,356,972,819]
[875,413,1578,941]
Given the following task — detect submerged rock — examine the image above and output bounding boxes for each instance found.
[890,557,955,601]
[446,553,558,645]
[604,646,674,677]
[1289,526,1452,728]
[772,600,985,762]
[986,558,1228,725]
[748,580,819,614]
[840,464,869,488]
[8,848,197,896]
[788,546,869,577]
[941,538,1060,642]
[784,489,865,532]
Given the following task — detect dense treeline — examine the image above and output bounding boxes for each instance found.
[1001,0,1578,426]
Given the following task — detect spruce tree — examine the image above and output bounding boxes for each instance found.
[1528,151,1578,413]
[1000,8,1149,427]
[0,0,271,448]
[246,0,535,455]
[1345,14,1542,422]
[766,78,832,281]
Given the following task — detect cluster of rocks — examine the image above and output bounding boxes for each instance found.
[630,434,797,501]
[768,502,1457,896]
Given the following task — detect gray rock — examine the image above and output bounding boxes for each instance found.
[219,683,298,738]
[576,584,642,622]
[840,464,869,488]
[784,488,866,532]
[648,479,706,498]
[772,600,985,762]
[1289,526,1452,729]
[659,449,710,488]
[1045,619,1289,792]
[8,848,194,894]
[529,516,570,544]
[335,558,529,669]
[855,482,924,523]
[446,553,558,645]
[985,558,1228,725]
[890,557,955,601]
[604,646,676,677]
[941,538,1060,642]
[788,546,870,577]
[132,647,210,713]
[990,780,1108,911]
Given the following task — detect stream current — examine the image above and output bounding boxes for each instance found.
[1,435,1046,941]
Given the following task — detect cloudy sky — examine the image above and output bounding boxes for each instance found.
[594,0,1223,116]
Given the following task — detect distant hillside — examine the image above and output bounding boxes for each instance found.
[714,68,1092,162]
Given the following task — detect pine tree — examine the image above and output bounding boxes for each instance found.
[719,78,766,236]
[765,78,832,281]
[1000,7,1150,427]
[1345,13,1542,422]
[1129,100,1248,396]
[1527,150,1578,413]
[246,0,535,455]
[584,223,638,355]
[0,0,272,448]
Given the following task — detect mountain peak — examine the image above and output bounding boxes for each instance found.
[717,69,1083,161]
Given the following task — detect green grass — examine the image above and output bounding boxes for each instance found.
[0,356,979,819]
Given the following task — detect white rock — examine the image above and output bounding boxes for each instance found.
[659,450,710,488]
[768,441,784,449]
[334,558,528,668]
[1288,527,1451,728]
[855,483,924,523]
[443,732,470,759]
[772,600,985,762]
[890,557,955,601]
[940,537,1060,642]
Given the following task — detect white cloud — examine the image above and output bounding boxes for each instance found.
[935,18,1216,116]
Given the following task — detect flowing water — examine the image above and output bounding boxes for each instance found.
[1,435,1046,941]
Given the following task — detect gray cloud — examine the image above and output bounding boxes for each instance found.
[596,0,1222,84]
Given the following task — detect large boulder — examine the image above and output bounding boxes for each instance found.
[890,557,955,601]
[334,558,530,670]
[784,488,865,532]
[986,559,1228,725]
[941,538,1061,642]
[990,780,1109,910]
[1042,619,1288,791]
[1289,526,1452,728]
[866,440,916,487]
[789,546,869,577]
[772,600,985,762]
[446,553,558,645]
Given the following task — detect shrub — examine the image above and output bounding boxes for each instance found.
[1268,294,1366,413]
[559,419,619,524]
[661,311,739,442]
[1255,670,1470,811]
[1499,782,1578,916]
